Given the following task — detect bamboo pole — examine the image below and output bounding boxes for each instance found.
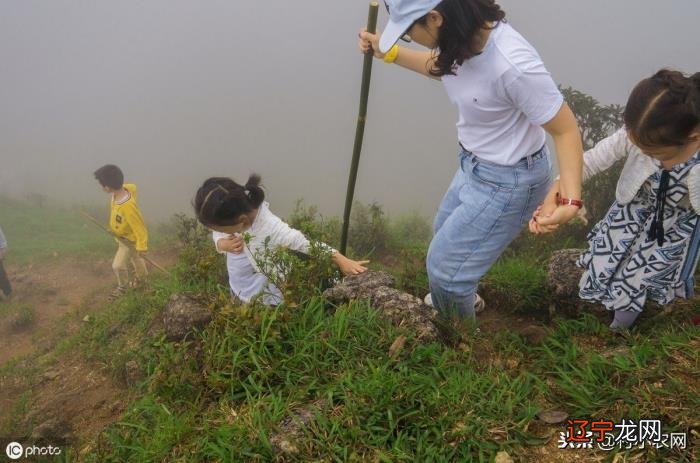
[80,210,172,276]
[340,1,379,255]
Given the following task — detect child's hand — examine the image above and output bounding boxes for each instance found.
[217,235,245,254]
[529,180,561,234]
[333,252,370,276]
[0,248,6,259]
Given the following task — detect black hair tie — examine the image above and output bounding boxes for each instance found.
[649,170,670,246]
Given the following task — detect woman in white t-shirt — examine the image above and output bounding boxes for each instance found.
[359,0,584,318]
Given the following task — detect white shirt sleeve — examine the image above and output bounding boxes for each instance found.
[212,231,229,254]
[0,227,6,249]
[263,214,313,254]
[582,128,631,182]
[505,67,564,127]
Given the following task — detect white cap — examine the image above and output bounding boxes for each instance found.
[379,0,442,53]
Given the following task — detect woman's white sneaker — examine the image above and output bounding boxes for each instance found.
[423,293,486,313]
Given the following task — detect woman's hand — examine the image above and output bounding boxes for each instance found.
[358,28,385,59]
[529,180,561,234]
[333,252,370,276]
[542,103,584,229]
[217,235,245,254]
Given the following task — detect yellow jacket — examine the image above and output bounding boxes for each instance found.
[110,183,148,251]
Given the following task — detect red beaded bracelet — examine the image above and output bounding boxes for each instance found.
[557,194,583,209]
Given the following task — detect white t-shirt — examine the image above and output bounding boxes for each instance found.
[441,22,564,166]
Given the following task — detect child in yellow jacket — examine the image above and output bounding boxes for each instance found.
[94,164,149,296]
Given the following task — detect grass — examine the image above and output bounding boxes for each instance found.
[76,283,697,462]
[0,194,169,264]
[0,301,36,330]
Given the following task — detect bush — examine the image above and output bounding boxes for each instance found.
[560,86,625,234]
[348,201,389,258]
[287,200,341,247]
[389,212,432,248]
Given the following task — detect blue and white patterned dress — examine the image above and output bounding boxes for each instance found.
[578,151,700,313]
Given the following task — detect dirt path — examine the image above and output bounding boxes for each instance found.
[0,249,178,448]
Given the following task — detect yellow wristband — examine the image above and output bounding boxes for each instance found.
[383,44,399,64]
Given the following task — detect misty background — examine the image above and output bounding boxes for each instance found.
[1,0,698,223]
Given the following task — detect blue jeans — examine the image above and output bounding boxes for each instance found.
[427,146,552,318]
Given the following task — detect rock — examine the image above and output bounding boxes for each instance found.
[545,249,606,317]
[162,294,212,341]
[31,418,72,441]
[494,451,514,463]
[42,369,60,382]
[519,325,549,345]
[323,271,396,301]
[388,335,407,359]
[124,360,143,387]
[546,249,585,298]
[537,409,569,424]
[270,400,326,456]
[323,271,438,341]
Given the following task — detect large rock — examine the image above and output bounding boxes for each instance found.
[545,249,605,317]
[323,271,438,341]
[546,249,585,298]
[162,294,212,341]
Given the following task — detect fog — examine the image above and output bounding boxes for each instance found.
[1,0,698,221]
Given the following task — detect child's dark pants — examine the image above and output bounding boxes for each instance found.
[0,259,11,297]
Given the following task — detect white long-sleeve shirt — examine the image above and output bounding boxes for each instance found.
[582,129,700,213]
[212,202,333,304]
[0,226,7,249]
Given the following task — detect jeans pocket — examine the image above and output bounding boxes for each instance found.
[471,159,517,190]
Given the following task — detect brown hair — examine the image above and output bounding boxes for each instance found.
[193,174,265,226]
[416,0,506,77]
[624,69,700,147]
[94,164,124,190]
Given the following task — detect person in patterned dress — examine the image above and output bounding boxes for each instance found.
[531,69,700,329]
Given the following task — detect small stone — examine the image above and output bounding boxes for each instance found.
[124,360,143,387]
[494,451,514,463]
[537,409,568,424]
[520,325,548,345]
[42,370,60,382]
[388,335,407,359]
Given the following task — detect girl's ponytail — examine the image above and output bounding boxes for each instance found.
[245,174,265,208]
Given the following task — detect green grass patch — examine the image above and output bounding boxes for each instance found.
[0,301,36,330]
[0,195,170,264]
[83,289,698,462]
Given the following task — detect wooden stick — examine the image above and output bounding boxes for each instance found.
[80,210,173,276]
[340,2,379,255]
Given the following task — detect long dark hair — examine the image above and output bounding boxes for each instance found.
[624,69,700,147]
[193,174,265,226]
[417,0,506,77]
